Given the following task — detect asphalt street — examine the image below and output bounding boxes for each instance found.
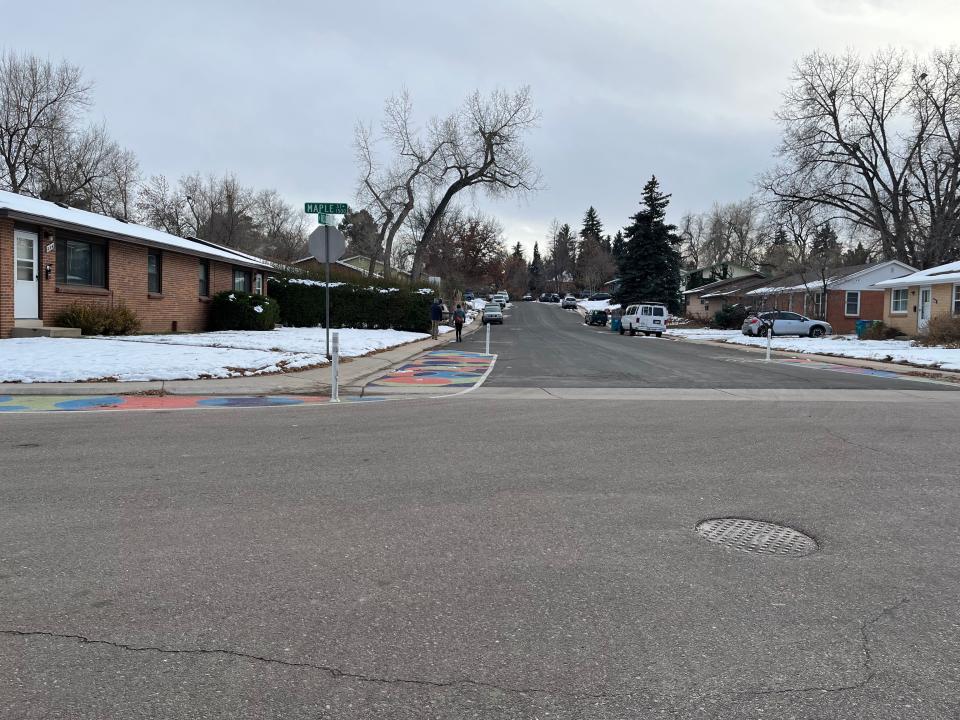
[2,305,960,719]
[462,300,957,390]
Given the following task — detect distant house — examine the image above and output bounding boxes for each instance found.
[682,262,758,288]
[744,261,915,334]
[682,273,767,320]
[1,190,274,338]
[874,259,960,335]
[292,254,411,281]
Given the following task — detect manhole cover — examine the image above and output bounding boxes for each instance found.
[695,518,817,556]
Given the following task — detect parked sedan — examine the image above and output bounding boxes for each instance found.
[548,293,561,303]
[561,295,578,309]
[742,311,832,338]
[482,303,504,324]
[588,292,612,302]
[522,293,533,301]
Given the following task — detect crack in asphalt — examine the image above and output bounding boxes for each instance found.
[820,427,887,456]
[0,628,601,700]
[1,597,912,702]
[741,597,910,697]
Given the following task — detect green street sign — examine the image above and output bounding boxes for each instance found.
[305,202,348,215]
[317,213,328,224]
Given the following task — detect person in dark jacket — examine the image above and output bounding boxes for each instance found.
[453,304,466,341]
[430,298,443,339]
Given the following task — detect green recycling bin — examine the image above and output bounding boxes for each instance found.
[611,316,622,332]
[855,319,875,338]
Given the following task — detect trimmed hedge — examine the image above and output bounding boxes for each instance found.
[209,291,279,331]
[55,302,141,335]
[712,305,749,330]
[269,278,434,332]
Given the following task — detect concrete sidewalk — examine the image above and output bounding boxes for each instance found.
[1,320,481,397]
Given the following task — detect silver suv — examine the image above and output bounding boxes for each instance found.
[742,311,832,338]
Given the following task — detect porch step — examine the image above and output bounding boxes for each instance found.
[10,326,82,338]
[14,319,44,328]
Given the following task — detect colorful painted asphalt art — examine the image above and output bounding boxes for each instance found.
[0,394,385,414]
[368,350,495,387]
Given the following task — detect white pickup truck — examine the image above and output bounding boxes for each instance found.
[619,303,669,337]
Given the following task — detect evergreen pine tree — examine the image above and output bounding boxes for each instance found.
[611,230,626,270]
[580,207,604,246]
[528,242,544,293]
[511,242,524,260]
[615,176,683,313]
[842,241,871,266]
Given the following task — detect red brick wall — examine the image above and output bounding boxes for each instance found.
[825,289,885,334]
[0,218,13,338]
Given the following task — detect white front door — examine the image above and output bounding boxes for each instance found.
[918,287,932,331]
[13,229,39,319]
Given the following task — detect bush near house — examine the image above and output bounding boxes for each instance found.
[55,302,141,335]
[269,278,434,333]
[916,315,960,348]
[861,321,904,341]
[712,305,749,330]
[209,291,279,331]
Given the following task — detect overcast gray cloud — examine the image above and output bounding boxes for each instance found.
[6,0,959,251]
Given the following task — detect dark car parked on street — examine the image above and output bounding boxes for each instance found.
[584,309,608,326]
[588,292,612,302]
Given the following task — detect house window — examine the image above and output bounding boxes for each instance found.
[813,292,825,319]
[198,260,210,297]
[233,268,252,292]
[148,250,162,294]
[954,285,960,315]
[844,291,860,316]
[56,236,107,287]
[891,288,908,313]
[254,272,263,295]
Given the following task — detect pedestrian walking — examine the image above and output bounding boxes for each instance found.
[430,298,443,340]
[453,304,466,342]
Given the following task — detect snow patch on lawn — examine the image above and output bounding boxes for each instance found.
[577,299,621,312]
[0,327,443,383]
[668,329,960,371]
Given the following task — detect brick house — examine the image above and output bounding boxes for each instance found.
[874,260,960,336]
[683,273,767,320]
[744,261,915,334]
[1,190,274,338]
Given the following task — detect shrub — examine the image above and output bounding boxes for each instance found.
[916,315,960,348]
[209,291,279,331]
[55,302,141,335]
[268,277,434,333]
[861,321,904,341]
[712,305,749,330]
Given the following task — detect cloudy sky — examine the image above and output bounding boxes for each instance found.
[7,0,960,252]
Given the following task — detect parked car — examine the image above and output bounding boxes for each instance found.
[464,292,474,302]
[589,292,612,302]
[742,311,832,338]
[522,293,533,301]
[584,309,608,326]
[548,293,561,303]
[619,302,668,336]
[493,292,508,308]
[561,295,578,309]
[482,303,503,324]
[578,291,592,299]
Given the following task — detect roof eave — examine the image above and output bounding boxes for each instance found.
[0,208,273,271]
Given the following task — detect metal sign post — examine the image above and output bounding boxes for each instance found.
[331,331,340,402]
[307,217,347,362]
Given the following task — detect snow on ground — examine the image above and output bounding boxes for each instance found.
[577,299,621,312]
[0,327,450,383]
[110,327,436,357]
[470,298,488,311]
[0,337,324,383]
[668,329,960,371]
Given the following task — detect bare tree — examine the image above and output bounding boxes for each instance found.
[354,91,443,278]
[762,48,960,267]
[411,87,541,279]
[253,189,306,261]
[91,146,140,219]
[0,51,90,194]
